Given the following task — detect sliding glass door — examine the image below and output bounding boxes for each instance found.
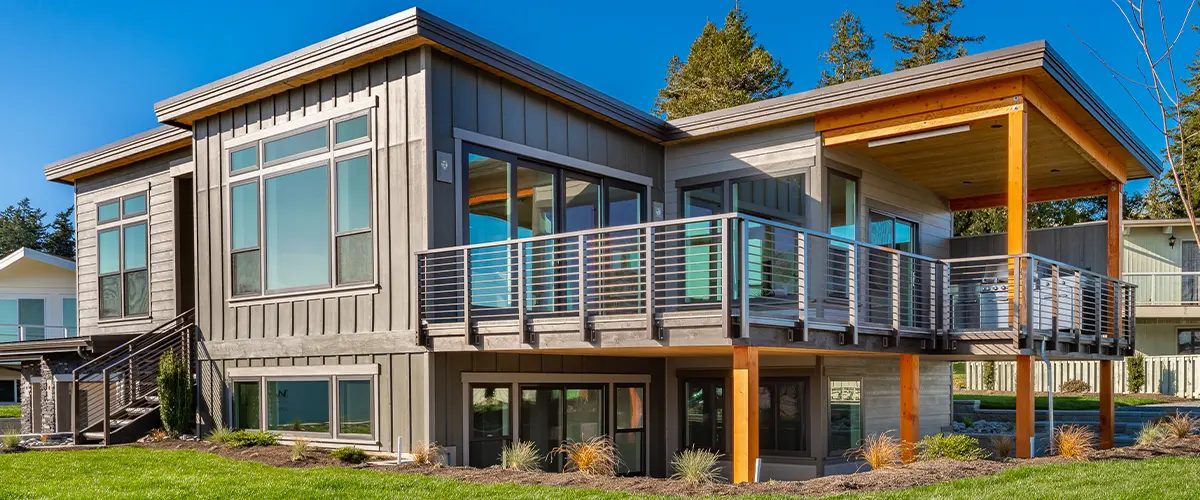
[519,385,606,472]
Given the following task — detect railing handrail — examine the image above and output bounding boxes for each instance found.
[1124,271,1200,276]
[72,309,195,378]
[0,323,75,329]
[942,253,1134,288]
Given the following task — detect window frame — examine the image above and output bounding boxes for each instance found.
[1179,329,1200,354]
[95,191,150,321]
[677,170,808,226]
[613,383,648,476]
[679,376,811,457]
[757,378,810,455]
[679,377,727,454]
[225,106,378,301]
[231,373,377,442]
[867,209,920,253]
[827,377,865,457]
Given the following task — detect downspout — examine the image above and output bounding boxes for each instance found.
[1040,338,1054,455]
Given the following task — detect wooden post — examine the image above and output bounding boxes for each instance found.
[1100,182,1121,449]
[899,354,920,461]
[1016,354,1035,457]
[1007,103,1037,459]
[732,345,760,483]
[1099,359,1114,449]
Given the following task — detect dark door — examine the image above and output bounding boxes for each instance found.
[173,176,196,314]
[1184,241,1199,303]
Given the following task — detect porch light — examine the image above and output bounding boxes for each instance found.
[867,124,971,147]
[1170,235,1177,247]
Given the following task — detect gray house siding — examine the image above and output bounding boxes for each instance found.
[948,222,1107,272]
[75,147,188,335]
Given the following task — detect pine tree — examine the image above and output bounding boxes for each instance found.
[1148,46,1200,219]
[885,0,985,70]
[818,10,882,87]
[0,198,48,257]
[43,207,75,259]
[653,5,791,119]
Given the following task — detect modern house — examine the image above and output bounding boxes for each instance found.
[24,8,1155,481]
[1124,219,1200,356]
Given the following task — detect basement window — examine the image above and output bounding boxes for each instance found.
[231,374,375,441]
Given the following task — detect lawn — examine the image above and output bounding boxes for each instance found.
[954,393,1165,410]
[5,447,1200,499]
[0,405,19,418]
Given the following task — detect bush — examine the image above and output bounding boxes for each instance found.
[1163,412,1199,439]
[990,435,1015,459]
[670,448,723,484]
[204,425,232,444]
[331,446,368,464]
[982,361,996,390]
[847,432,903,470]
[960,417,975,427]
[2,428,21,451]
[554,436,618,476]
[1059,379,1091,393]
[156,348,194,436]
[290,439,311,462]
[1054,425,1095,460]
[916,433,990,461]
[1137,423,1172,446]
[499,441,540,472]
[410,441,444,466]
[221,430,278,447]
[1127,354,1146,394]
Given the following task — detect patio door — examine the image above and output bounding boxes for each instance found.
[1184,241,1199,303]
[519,385,606,472]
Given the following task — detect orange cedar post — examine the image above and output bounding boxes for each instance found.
[1016,354,1035,456]
[899,354,920,460]
[1007,102,1036,459]
[732,346,760,483]
[1099,182,1122,449]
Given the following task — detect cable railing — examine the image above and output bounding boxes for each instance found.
[1123,272,1200,306]
[0,324,76,343]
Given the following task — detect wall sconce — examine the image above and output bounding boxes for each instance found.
[1170,235,1177,248]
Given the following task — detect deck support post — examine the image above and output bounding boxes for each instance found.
[1099,181,1121,448]
[1100,360,1115,449]
[899,354,920,461]
[1007,101,1037,459]
[1016,354,1035,458]
[732,345,760,483]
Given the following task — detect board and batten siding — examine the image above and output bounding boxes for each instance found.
[192,48,430,346]
[949,222,1108,271]
[428,52,664,247]
[75,147,188,335]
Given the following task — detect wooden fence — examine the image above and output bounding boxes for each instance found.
[964,356,1200,398]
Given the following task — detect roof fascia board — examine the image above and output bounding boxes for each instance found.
[43,126,191,183]
[0,248,76,273]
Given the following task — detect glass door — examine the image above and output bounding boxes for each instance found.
[469,385,512,467]
[519,384,606,472]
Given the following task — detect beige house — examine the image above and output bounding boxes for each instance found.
[1124,219,1200,356]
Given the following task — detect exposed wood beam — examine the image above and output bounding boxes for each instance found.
[1100,360,1115,449]
[1108,182,1123,278]
[814,77,1023,132]
[732,345,760,484]
[899,355,920,461]
[822,98,1023,147]
[1016,354,1035,458]
[1100,182,1121,449]
[1007,109,1028,253]
[948,180,1112,211]
[1022,77,1127,183]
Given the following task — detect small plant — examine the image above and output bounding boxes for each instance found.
[916,433,990,461]
[670,448,723,484]
[290,439,311,462]
[990,435,1015,459]
[982,361,996,390]
[1163,412,1200,439]
[2,428,21,451]
[1054,425,1095,460]
[1137,423,1172,446]
[411,441,445,466]
[157,348,194,436]
[960,416,975,427]
[146,429,169,443]
[224,430,279,447]
[847,432,903,470]
[1127,354,1146,393]
[331,446,369,464]
[499,441,541,472]
[554,436,618,476]
[1059,379,1091,393]
[204,425,232,444]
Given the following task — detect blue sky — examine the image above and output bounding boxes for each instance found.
[2,0,1193,216]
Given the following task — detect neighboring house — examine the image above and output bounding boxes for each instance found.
[22,9,1156,481]
[1123,219,1200,356]
[0,365,18,406]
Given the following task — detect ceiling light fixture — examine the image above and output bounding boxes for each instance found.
[867,124,972,148]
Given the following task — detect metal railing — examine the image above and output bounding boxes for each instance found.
[1123,272,1200,306]
[943,254,1135,349]
[72,309,195,445]
[0,325,76,343]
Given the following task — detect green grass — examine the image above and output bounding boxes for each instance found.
[0,405,18,418]
[954,393,1165,410]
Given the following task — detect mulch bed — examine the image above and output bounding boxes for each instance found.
[126,438,1200,497]
[956,390,1189,403]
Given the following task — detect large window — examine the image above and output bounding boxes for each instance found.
[0,379,16,404]
[868,210,918,253]
[1179,330,1200,354]
[828,379,863,455]
[232,374,374,440]
[267,379,330,433]
[828,171,858,240]
[679,172,806,225]
[681,377,809,455]
[615,384,647,475]
[682,379,725,453]
[97,193,149,319]
[63,298,77,338]
[0,299,44,341]
[227,109,374,297]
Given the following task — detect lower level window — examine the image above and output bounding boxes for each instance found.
[233,381,260,430]
[828,379,863,455]
[233,375,373,439]
[1180,330,1200,354]
[267,380,330,433]
[681,377,809,454]
[0,380,17,404]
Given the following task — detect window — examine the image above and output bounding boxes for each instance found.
[63,298,77,338]
[828,171,858,240]
[679,172,805,224]
[868,211,918,253]
[615,384,647,475]
[0,380,16,404]
[682,379,725,453]
[682,378,809,455]
[227,110,375,298]
[468,385,511,467]
[0,299,44,341]
[829,380,863,455]
[1180,330,1200,354]
[232,375,373,440]
[96,192,149,319]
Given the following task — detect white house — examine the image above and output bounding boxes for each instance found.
[0,247,76,407]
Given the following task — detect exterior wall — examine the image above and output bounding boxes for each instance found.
[75,148,187,335]
[823,356,953,443]
[1124,225,1185,275]
[0,259,75,332]
[949,222,1107,271]
[1137,322,1184,356]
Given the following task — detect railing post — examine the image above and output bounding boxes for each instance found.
[1024,257,1034,348]
[940,262,951,348]
[1094,278,1103,354]
[847,244,858,345]
[1128,286,1137,352]
[1051,264,1060,349]
[17,325,23,342]
[416,255,428,347]
[1113,280,1123,356]
[645,226,659,340]
[928,260,937,347]
[794,231,808,342]
[1073,269,1082,351]
[516,242,529,344]
[462,248,475,347]
[721,217,733,338]
[578,234,591,343]
[890,252,901,346]
[102,367,111,446]
[71,373,79,441]
[738,218,750,340]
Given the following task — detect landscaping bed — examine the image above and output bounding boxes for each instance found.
[953,391,1181,410]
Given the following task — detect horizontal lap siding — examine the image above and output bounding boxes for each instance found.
[825,356,953,439]
[75,148,188,335]
[949,222,1107,270]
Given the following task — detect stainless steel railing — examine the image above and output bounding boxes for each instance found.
[1123,272,1200,306]
[0,324,76,343]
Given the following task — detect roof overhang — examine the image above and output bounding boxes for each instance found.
[0,334,140,362]
[0,247,75,274]
[43,125,191,184]
[153,7,667,141]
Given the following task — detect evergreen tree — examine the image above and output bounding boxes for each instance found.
[654,5,791,119]
[818,11,882,87]
[1147,45,1200,220]
[0,198,47,257]
[885,0,985,70]
[43,207,75,259]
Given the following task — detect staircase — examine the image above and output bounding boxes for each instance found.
[72,309,195,445]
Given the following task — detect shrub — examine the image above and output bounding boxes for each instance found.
[1137,423,1172,446]
[204,425,232,444]
[331,446,368,464]
[1,428,21,451]
[156,348,194,436]
[1054,425,1095,460]
[916,433,990,461]
[499,441,540,472]
[982,361,996,390]
[670,448,723,484]
[1163,412,1200,439]
[960,417,975,427]
[224,430,278,447]
[146,429,169,443]
[847,432,903,470]
[411,441,444,466]
[990,435,1015,459]
[554,436,618,476]
[1059,379,1091,393]
[1127,354,1146,394]
[290,439,311,462]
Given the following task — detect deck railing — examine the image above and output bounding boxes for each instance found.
[1123,271,1200,306]
[0,324,76,344]
[416,213,1134,350]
